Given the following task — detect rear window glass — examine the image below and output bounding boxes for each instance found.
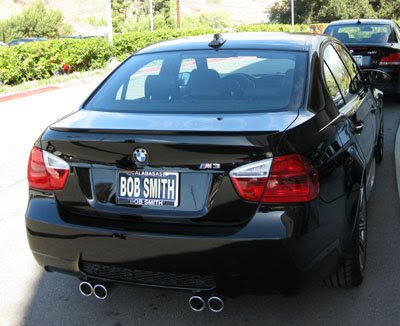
[85,50,308,114]
[325,24,392,44]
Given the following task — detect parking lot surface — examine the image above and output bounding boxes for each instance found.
[0,83,399,325]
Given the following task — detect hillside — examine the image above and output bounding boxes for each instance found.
[180,0,276,26]
[0,0,278,35]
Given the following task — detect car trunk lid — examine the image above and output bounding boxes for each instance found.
[347,43,400,68]
[43,109,301,227]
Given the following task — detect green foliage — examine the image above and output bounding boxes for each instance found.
[372,0,400,19]
[0,38,111,85]
[267,0,399,24]
[9,16,400,87]
[0,1,71,43]
[112,0,173,32]
[122,12,174,32]
[112,0,132,33]
[113,28,213,61]
[87,17,107,28]
[182,12,229,30]
[316,0,377,21]
[236,23,309,33]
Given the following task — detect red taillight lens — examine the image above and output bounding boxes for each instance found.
[230,154,319,204]
[262,154,319,203]
[231,177,268,202]
[27,147,70,190]
[379,52,400,66]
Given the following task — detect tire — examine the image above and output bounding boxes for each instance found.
[324,188,367,288]
[375,120,384,163]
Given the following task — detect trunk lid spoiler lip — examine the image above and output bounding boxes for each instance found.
[49,110,312,134]
[345,43,399,49]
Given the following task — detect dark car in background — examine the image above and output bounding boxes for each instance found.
[8,37,46,46]
[324,19,400,94]
[26,33,383,312]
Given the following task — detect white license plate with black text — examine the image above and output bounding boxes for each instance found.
[116,170,179,207]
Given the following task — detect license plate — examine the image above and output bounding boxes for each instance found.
[116,170,179,207]
[353,55,371,67]
[353,55,363,66]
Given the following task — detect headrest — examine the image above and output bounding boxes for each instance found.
[145,75,177,100]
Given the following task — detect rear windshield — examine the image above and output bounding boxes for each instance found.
[84,50,308,114]
[325,24,393,44]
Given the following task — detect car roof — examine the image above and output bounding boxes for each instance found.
[136,32,327,55]
[327,19,395,26]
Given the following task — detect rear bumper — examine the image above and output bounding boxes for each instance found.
[26,197,345,293]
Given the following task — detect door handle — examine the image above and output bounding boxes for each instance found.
[355,121,364,134]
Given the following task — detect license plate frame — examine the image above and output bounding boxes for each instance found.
[116,170,179,207]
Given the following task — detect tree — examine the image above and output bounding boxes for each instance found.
[112,0,133,32]
[372,0,400,19]
[112,0,173,32]
[267,0,382,24]
[316,0,377,21]
[0,1,71,43]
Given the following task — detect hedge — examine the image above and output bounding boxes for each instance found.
[113,28,213,61]
[0,37,112,85]
[0,28,216,85]
[0,22,370,86]
[235,23,310,33]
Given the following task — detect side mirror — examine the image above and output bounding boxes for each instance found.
[352,69,390,91]
[368,69,390,84]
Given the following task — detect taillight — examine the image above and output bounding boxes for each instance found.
[230,154,319,204]
[230,159,272,202]
[27,147,70,190]
[379,52,400,66]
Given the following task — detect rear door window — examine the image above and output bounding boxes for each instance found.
[323,62,345,108]
[323,44,355,107]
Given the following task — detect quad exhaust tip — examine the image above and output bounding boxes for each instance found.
[208,296,224,313]
[79,281,93,297]
[93,284,108,300]
[189,295,205,312]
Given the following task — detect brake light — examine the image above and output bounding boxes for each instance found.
[230,154,319,204]
[230,159,272,202]
[379,52,400,66]
[27,147,70,190]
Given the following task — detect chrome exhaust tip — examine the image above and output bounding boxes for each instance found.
[189,295,205,312]
[93,284,108,300]
[79,281,93,297]
[208,296,224,313]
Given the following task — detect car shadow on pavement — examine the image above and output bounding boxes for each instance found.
[20,271,364,326]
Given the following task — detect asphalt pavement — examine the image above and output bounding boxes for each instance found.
[0,83,399,326]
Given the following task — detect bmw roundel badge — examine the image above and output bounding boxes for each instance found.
[133,148,148,164]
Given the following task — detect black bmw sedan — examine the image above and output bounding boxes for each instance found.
[324,19,400,94]
[26,33,383,311]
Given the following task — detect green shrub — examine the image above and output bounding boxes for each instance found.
[0,37,111,85]
[113,28,213,61]
[235,23,310,33]
[0,23,335,86]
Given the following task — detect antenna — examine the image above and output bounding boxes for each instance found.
[208,34,226,49]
